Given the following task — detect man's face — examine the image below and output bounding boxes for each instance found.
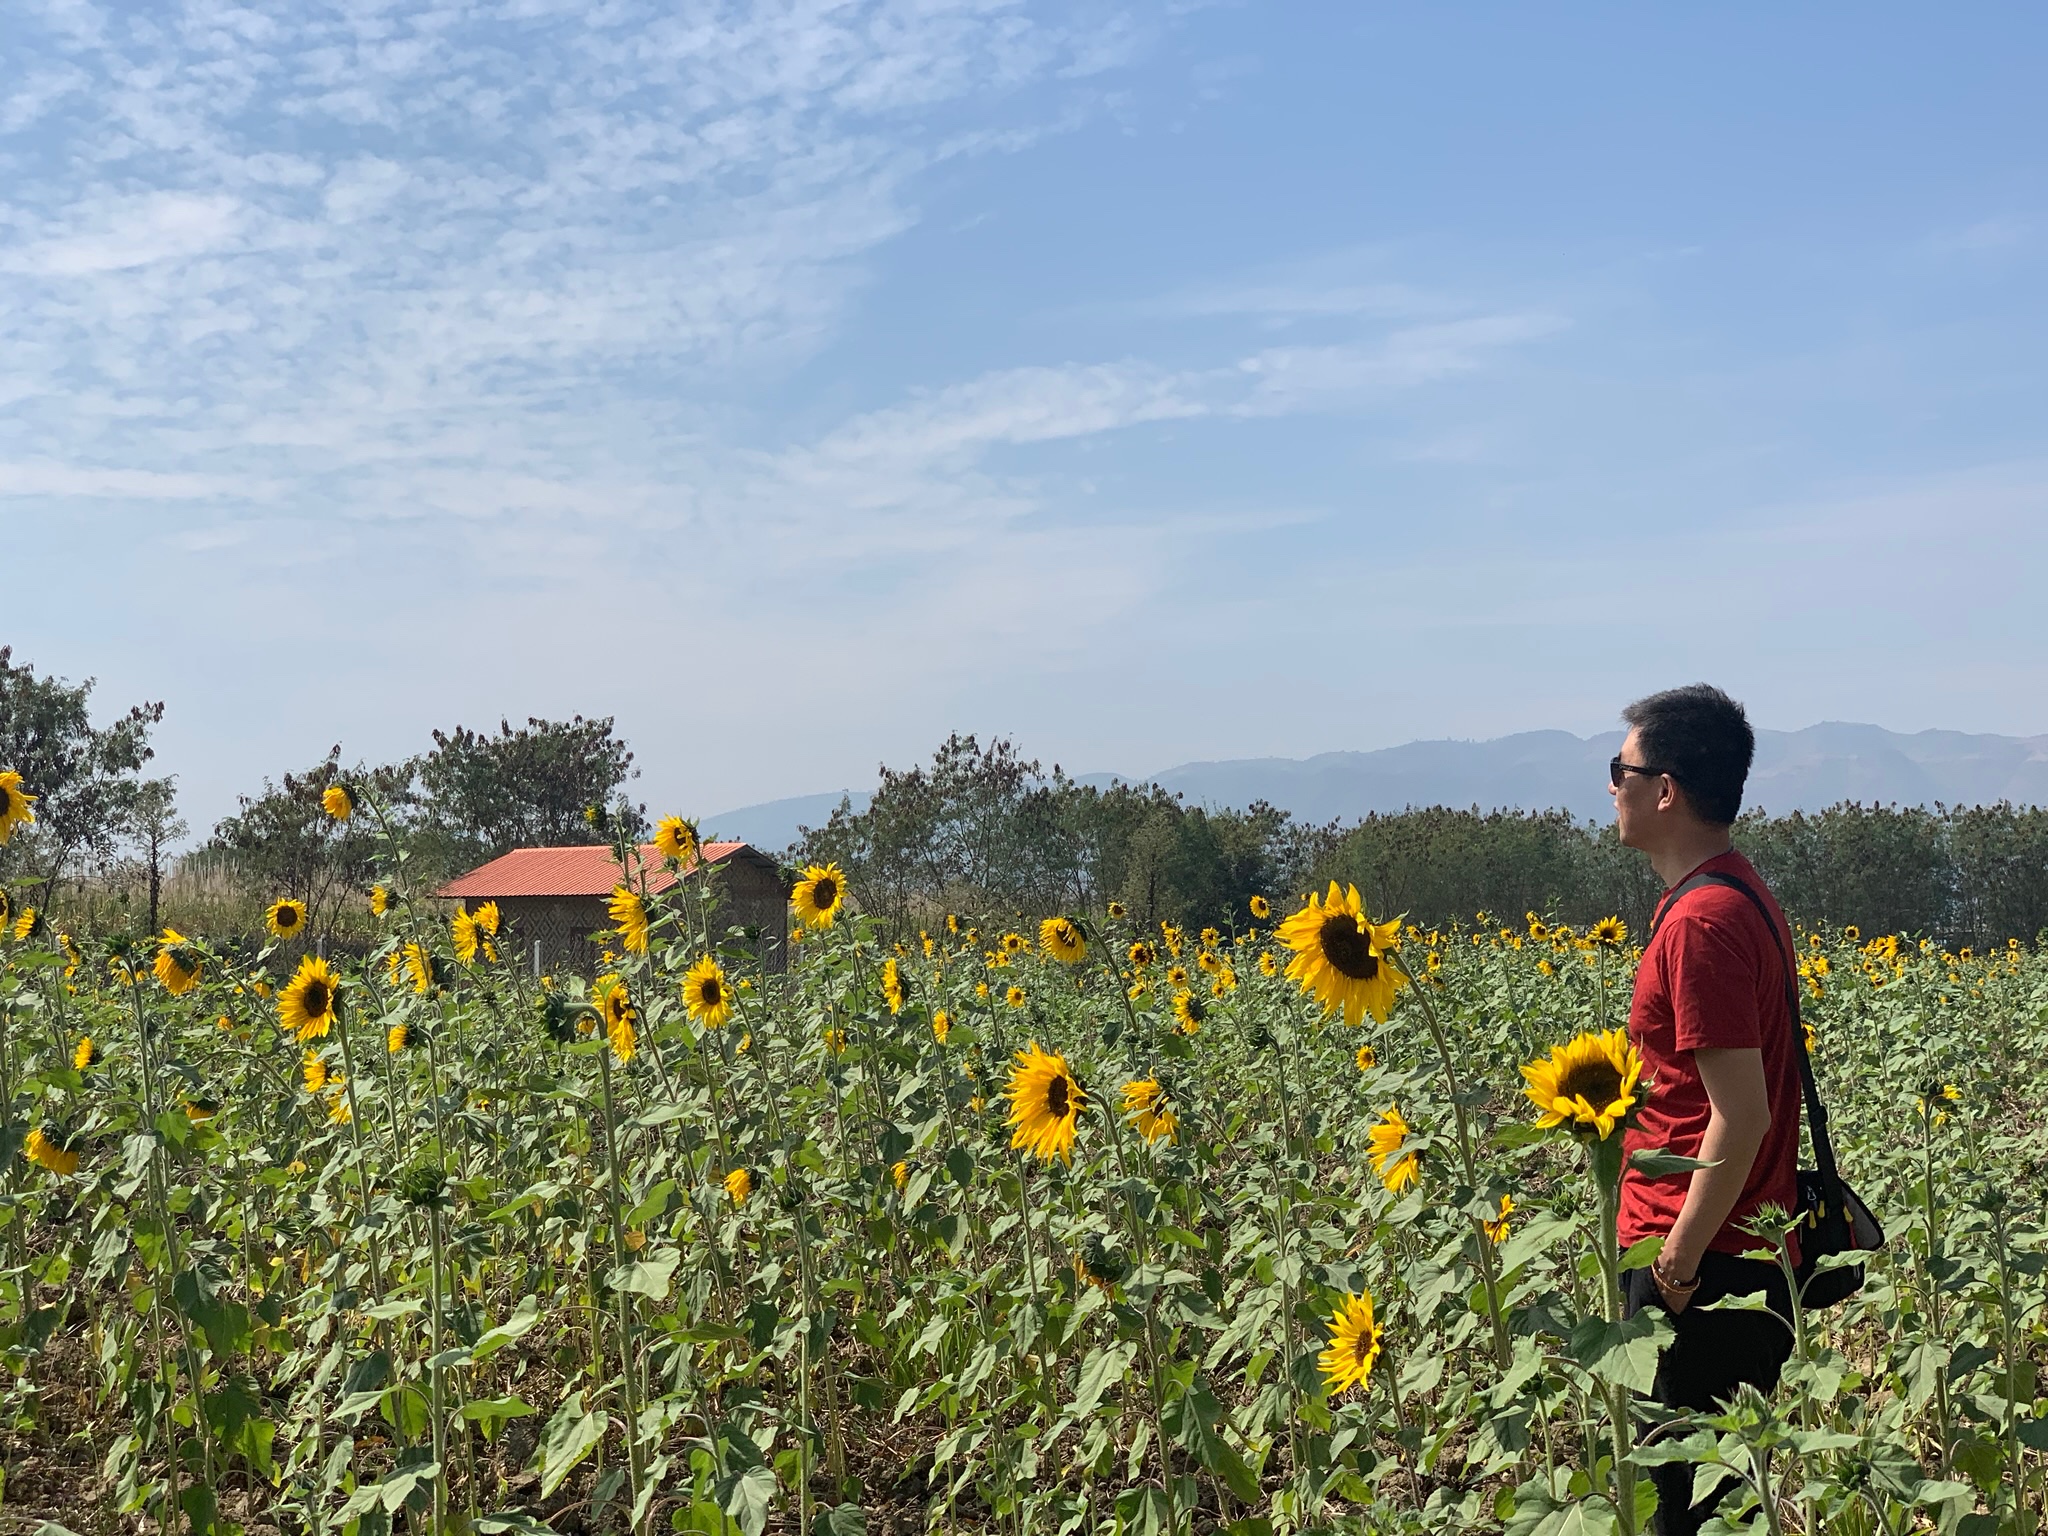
[1610,726,1662,849]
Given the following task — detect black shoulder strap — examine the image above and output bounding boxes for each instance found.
[1647,869,1841,1199]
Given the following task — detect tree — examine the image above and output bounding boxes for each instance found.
[128,777,188,939]
[0,645,164,902]
[414,716,642,863]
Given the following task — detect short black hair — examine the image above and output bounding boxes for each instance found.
[1620,684,1754,826]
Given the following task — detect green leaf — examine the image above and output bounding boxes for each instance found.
[713,1464,778,1536]
[471,1295,543,1360]
[610,1247,682,1300]
[1628,1146,1719,1177]
[362,1296,425,1321]
[1067,1343,1135,1420]
[171,1266,253,1357]
[1618,1236,1664,1273]
[1568,1313,1666,1393]
[475,1516,561,1535]
[812,1504,868,1536]
[1162,1379,1260,1502]
[538,1392,607,1499]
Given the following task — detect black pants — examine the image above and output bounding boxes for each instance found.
[1621,1251,1795,1536]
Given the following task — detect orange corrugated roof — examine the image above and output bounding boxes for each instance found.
[435,841,753,899]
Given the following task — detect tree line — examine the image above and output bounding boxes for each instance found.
[797,735,2048,947]
[6,646,2043,947]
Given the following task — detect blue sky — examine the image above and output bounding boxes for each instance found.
[4,2,2045,833]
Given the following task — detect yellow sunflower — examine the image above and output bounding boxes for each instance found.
[13,906,41,942]
[1121,1077,1178,1145]
[655,815,700,865]
[0,889,9,932]
[1128,939,1157,968]
[22,1125,78,1176]
[1482,1193,1514,1244]
[683,954,733,1027]
[1172,991,1204,1035]
[153,929,201,995]
[322,784,353,821]
[1259,950,1279,977]
[279,956,341,1041]
[184,1097,219,1123]
[1520,1028,1644,1140]
[302,1050,332,1094]
[1354,1043,1376,1073]
[387,1022,411,1054]
[327,1092,352,1125]
[399,941,434,994]
[452,906,484,963]
[369,884,395,917]
[1107,900,1128,920]
[1367,1105,1421,1193]
[1249,894,1271,920]
[73,1036,100,1070]
[890,1159,910,1192]
[724,1167,753,1205]
[608,886,649,955]
[1590,916,1628,948]
[600,981,639,1063]
[1166,964,1190,989]
[0,771,37,845]
[1278,883,1405,1026]
[931,1009,952,1044]
[1318,1290,1383,1396]
[790,864,847,928]
[1005,984,1027,1009]
[881,956,906,1014]
[473,899,501,937]
[1039,917,1087,965]
[1005,1042,1086,1164]
[265,898,308,940]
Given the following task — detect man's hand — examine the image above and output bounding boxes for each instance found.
[1652,1257,1697,1314]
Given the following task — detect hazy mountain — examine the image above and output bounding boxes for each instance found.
[706,724,2048,853]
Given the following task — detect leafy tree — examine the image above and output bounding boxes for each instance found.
[0,645,164,902]
[414,716,642,863]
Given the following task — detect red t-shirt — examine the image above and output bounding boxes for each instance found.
[1620,849,1802,1261]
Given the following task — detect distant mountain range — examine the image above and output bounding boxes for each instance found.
[703,723,2048,855]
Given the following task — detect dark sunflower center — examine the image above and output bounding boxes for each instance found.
[1047,1076,1071,1118]
[1351,1329,1375,1364]
[815,879,837,907]
[280,909,299,929]
[303,979,330,1016]
[1559,1059,1623,1104]
[702,979,722,1006]
[1318,915,1378,980]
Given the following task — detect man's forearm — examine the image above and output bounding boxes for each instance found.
[1663,1109,1766,1276]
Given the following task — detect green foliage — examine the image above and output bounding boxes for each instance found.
[415,714,642,861]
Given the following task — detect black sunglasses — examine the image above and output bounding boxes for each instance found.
[1609,756,1673,788]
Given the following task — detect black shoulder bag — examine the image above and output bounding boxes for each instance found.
[1650,870,1885,1309]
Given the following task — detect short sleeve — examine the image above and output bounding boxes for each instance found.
[1664,906,1763,1052]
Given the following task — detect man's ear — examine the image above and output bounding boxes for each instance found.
[1657,775,1683,815]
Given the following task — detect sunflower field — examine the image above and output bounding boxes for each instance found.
[1,769,2045,1536]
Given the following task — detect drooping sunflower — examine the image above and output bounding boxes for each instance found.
[369,884,395,917]
[1590,916,1628,948]
[1197,950,1221,975]
[1366,1105,1421,1193]
[401,941,434,994]
[790,864,847,928]
[0,888,10,932]
[473,899,501,937]
[683,954,734,1028]
[302,1050,332,1094]
[1005,1042,1086,1164]
[74,1036,100,1070]
[0,771,37,845]
[153,928,202,995]
[724,1167,753,1205]
[1160,923,1183,958]
[890,1159,910,1192]
[1318,1290,1384,1396]
[1210,965,1237,998]
[1128,939,1157,968]
[22,1124,78,1176]
[881,956,906,1015]
[388,1021,412,1054]
[184,1097,219,1123]
[655,815,700,865]
[265,898,308,940]
[1277,883,1405,1026]
[279,955,341,1041]
[600,981,639,1063]
[608,886,649,956]
[930,1009,952,1045]
[13,906,41,943]
[322,783,353,821]
[1121,1078,1178,1145]
[1520,1028,1644,1140]
[1039,916,1087,965]
[1073,1234,1128,1294]
[1249,894,1271,920]
[327,1091,352,1125]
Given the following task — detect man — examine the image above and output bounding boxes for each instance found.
[1610,684,1803,1536]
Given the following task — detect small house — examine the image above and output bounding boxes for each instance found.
[435,841,788,974]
